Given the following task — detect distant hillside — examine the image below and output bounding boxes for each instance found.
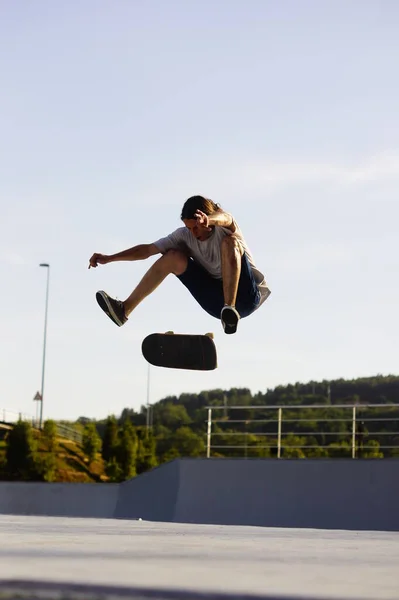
[103,374,399,425]
[3,375,397,483]
[87,374,399,462]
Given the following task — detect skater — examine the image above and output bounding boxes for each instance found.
[89,195,270,334]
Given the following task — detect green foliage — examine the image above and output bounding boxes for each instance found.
[3,375,399,483]
[136,427,158,475]
[327,441,352,458]
[37,419,58,481]
[152,424,174,463]
[101,416,119,463]
[305,446,329,458]
[281,435,307,459]
[358,439,384,459]
[43,419,57,453]
[116,420,138,480]
[172,426,205,457]
[5,420,39,480]
[105,457,123,482]
[82,422,102,465]
[36,453,58,482]
[0,445,7,479]
[152,402,191,429]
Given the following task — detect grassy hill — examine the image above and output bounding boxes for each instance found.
[0,432,106,483]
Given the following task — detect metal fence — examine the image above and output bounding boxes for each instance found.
[0,409,35,425]
[0,409,82,444]
[205,404,399,459]
[55,423,83,444]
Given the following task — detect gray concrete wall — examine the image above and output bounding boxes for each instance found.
[1,459,398,531]
[0,482,119,518]
[174,458,399,531]
[115,460,180,521]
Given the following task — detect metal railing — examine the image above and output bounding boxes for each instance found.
[55,423,83,444]
[0,409,35,425]
[0,409,82,444]
[205,404,399,459]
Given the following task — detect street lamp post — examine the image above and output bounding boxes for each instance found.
[39,263,50,429]
[146,363,151,434]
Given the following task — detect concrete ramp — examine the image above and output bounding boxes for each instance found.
[0,459,398,531]
[173,459,399,531]
[115,460,180,521]
[115,458,399,530]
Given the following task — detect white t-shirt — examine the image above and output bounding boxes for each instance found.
[154,218,271,307]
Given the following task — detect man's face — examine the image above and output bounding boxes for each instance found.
[183,218,212,241]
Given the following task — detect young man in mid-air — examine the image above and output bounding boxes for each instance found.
[88,196,271,334]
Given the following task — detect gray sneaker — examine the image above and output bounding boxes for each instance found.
[96,291,127,327]
[221,305,240,334]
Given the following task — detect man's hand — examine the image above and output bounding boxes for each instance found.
[194,210,211,228]
[88,253,110,269]
[195,210,235,231]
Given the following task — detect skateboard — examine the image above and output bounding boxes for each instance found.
[141,332,217,371]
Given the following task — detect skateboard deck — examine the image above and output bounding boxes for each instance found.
[142,332,217,371]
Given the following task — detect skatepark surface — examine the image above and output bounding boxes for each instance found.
[0,515,398,600]
[1,459,398,599]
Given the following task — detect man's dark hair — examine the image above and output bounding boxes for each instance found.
[180,195,221,220]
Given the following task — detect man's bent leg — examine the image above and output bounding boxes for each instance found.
[96,250,188,326]
[123,250,188,315]
[177,259,225,318]
[221,235,243,305]
[220,235,244,334]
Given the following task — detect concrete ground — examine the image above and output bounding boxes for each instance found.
[0,516,398,599]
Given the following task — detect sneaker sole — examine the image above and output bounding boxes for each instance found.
[96,291,124,327]
[221,307,239,335]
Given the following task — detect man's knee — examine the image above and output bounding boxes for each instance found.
[221,234,243,255]
[162,249,188,275]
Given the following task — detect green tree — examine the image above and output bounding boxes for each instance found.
[82,422,102,465]
[102,416,119,463]
[244,434,272,458]
[304,437,329,458]
[152,402,191,429]
[136,427,157,475]
[160,446,181,463]
[37,453,57,482]
[6,420,39,480]
[37,419,58,482]
[0,452,7,479]
[43,419,57,453]
[153,424,174,463]
[117,420,138,480]
[328,441,351,458]
[172,426,205,457]
[281,435,307,459]
[359,439,384,459]
[105,457,123,482]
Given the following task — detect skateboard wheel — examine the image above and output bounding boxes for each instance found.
[164,331,174,335]
[205,332,214,339]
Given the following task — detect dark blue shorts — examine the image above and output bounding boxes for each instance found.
[177,253,261,319]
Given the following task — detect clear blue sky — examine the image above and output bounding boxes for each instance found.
[1,0,398,422]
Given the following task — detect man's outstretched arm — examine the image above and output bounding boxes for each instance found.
[88,243,160,268]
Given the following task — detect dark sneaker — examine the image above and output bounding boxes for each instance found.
[221,305,240,334]
[96,291,127,327]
